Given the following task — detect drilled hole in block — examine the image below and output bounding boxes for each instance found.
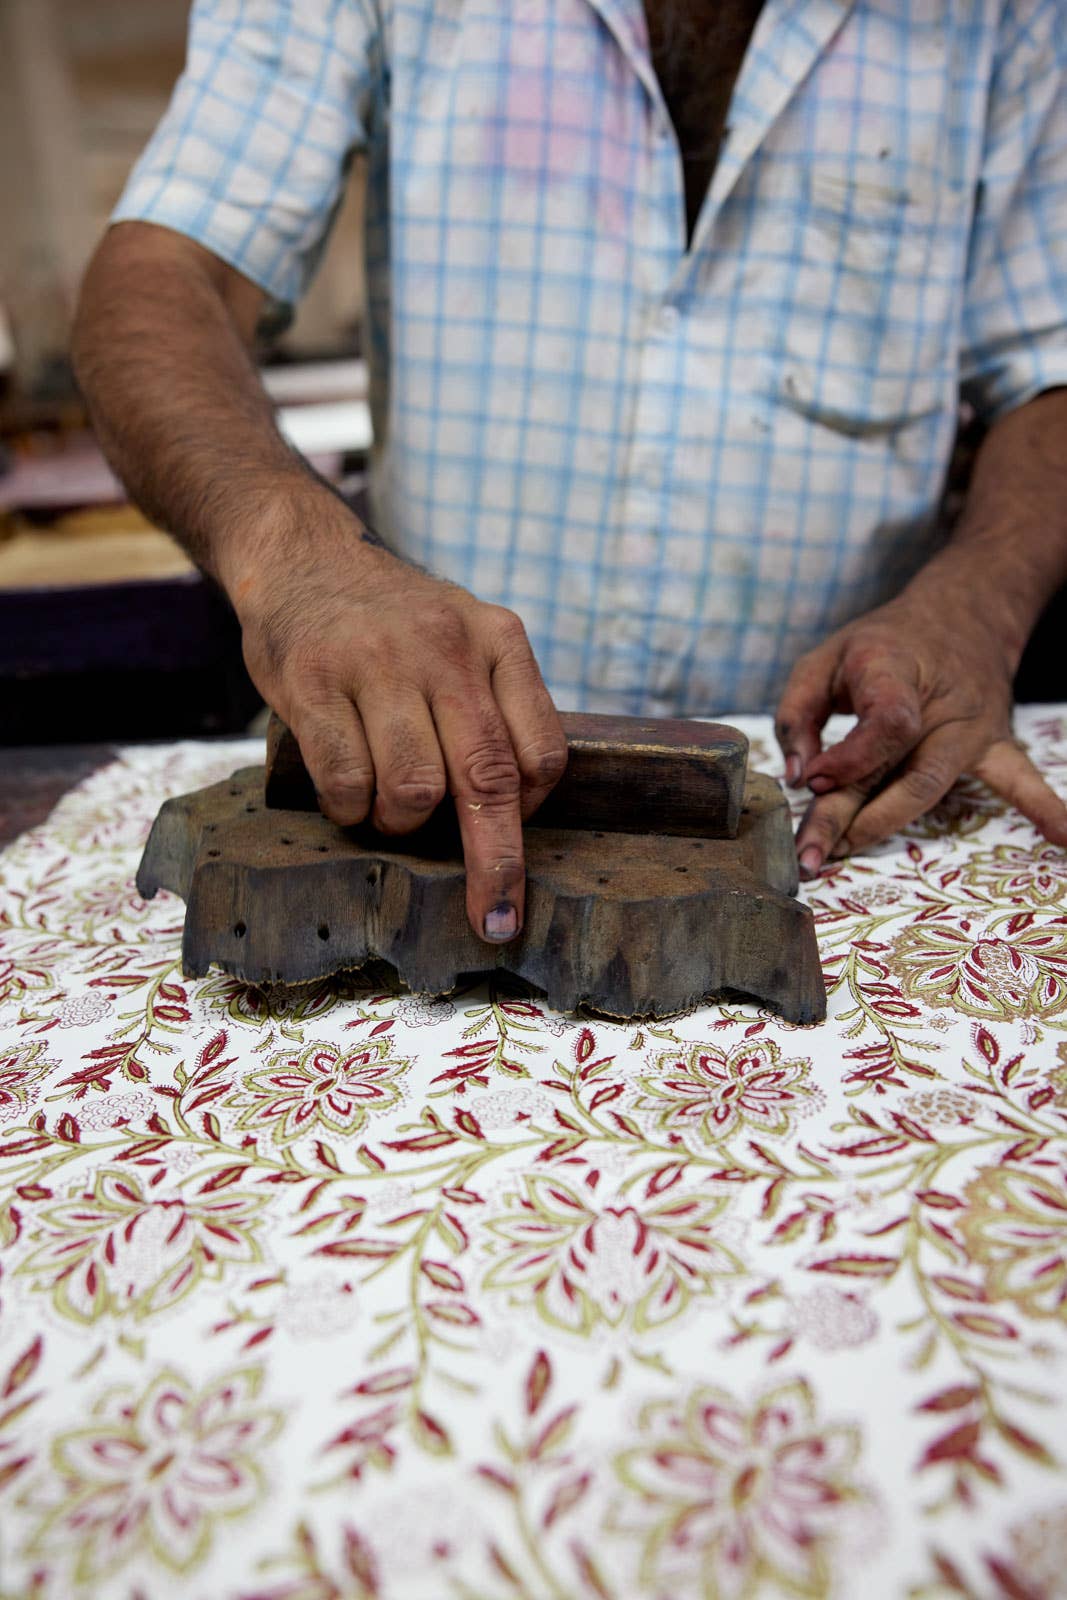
[234,921,247,938]
[280,837,292,846]
[207,848,221,858]
[553,853,565,862]
[592,831,605,839]
[316,845,329,854]
[675,866,688,874]
[318,924,330,941]
[245,803,257,814]
[597,875,610,885]
[366,867,380,885]
[229,787,241,797]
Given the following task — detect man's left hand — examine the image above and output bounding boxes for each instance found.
[774,579,1067,879]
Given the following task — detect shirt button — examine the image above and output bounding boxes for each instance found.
[659,304,680,333]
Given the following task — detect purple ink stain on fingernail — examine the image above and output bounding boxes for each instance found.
[484,903,519,942]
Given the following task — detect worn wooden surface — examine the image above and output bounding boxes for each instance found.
[137,763,826,1023]
[265,711,750,838]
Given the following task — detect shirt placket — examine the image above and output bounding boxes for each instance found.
[599,297,685,708]
[580,0,857,711]
[579,1,687,706]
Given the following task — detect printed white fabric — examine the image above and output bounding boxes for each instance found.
[1,712,1066,1598]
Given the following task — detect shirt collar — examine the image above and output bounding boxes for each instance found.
[580,0,857,228]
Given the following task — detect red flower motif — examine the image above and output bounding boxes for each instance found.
[30,1364,282,1580]
[889,913,1067,1021]
[16,1168,268,1322]
[616,1378,869,1598]
[637,1039,817,1143]
[228,1039,409,1145]
[483,1174,740,1332]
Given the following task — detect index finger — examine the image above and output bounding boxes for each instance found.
[803,662,923,796]
[431,680,526,944]
[775,641,837,787]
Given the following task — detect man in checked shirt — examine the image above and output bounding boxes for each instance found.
[74,0,1067,947]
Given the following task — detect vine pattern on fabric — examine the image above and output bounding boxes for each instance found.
[0,718,1065,1599]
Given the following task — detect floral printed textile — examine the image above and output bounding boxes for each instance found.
[1,715,1067,1600]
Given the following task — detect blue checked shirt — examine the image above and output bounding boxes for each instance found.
[115,0,1067,714]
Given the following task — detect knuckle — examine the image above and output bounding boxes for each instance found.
[313,753,372,796]
[517,737,568,788]
[462,743,522,801]
[489,606,529,648]
[316,768,374,818]
[489,853,525,875]
[475,854,525,889]
[818,751,878,792]
[299,722,372,815]
[901,763,950,805]
[877,700,921,747]
[379,770,447,815]
[844,633,893,675]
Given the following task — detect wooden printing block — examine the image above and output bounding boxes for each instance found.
[264,711,750,837]
[136,713,826,1023]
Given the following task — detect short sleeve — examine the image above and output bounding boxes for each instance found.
[112,0,379,311]
[959,0,1067,421]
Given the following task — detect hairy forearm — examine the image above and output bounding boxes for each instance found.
[906,388,1067,667]
[71,223,330,592]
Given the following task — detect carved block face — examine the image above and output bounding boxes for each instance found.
[136,758,825,1024]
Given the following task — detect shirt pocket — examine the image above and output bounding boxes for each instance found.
[771,161,973,437]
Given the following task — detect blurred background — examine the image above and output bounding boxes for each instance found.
[0,0,1060,762]
[0,0,371,746]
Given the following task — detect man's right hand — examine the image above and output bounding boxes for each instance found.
[71,224,565,941]
[227,488,568,945]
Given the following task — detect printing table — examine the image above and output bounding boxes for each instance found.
[1,713,1065,1600]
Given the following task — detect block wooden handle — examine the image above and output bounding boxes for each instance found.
[264,709,749,838]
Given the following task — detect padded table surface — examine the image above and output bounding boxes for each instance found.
[1,714,1066,1600]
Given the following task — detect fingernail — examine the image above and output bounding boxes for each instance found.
[798,846,823,881]
[808,774,835,795]
[785,754,802,787]
[484,903,519,942]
